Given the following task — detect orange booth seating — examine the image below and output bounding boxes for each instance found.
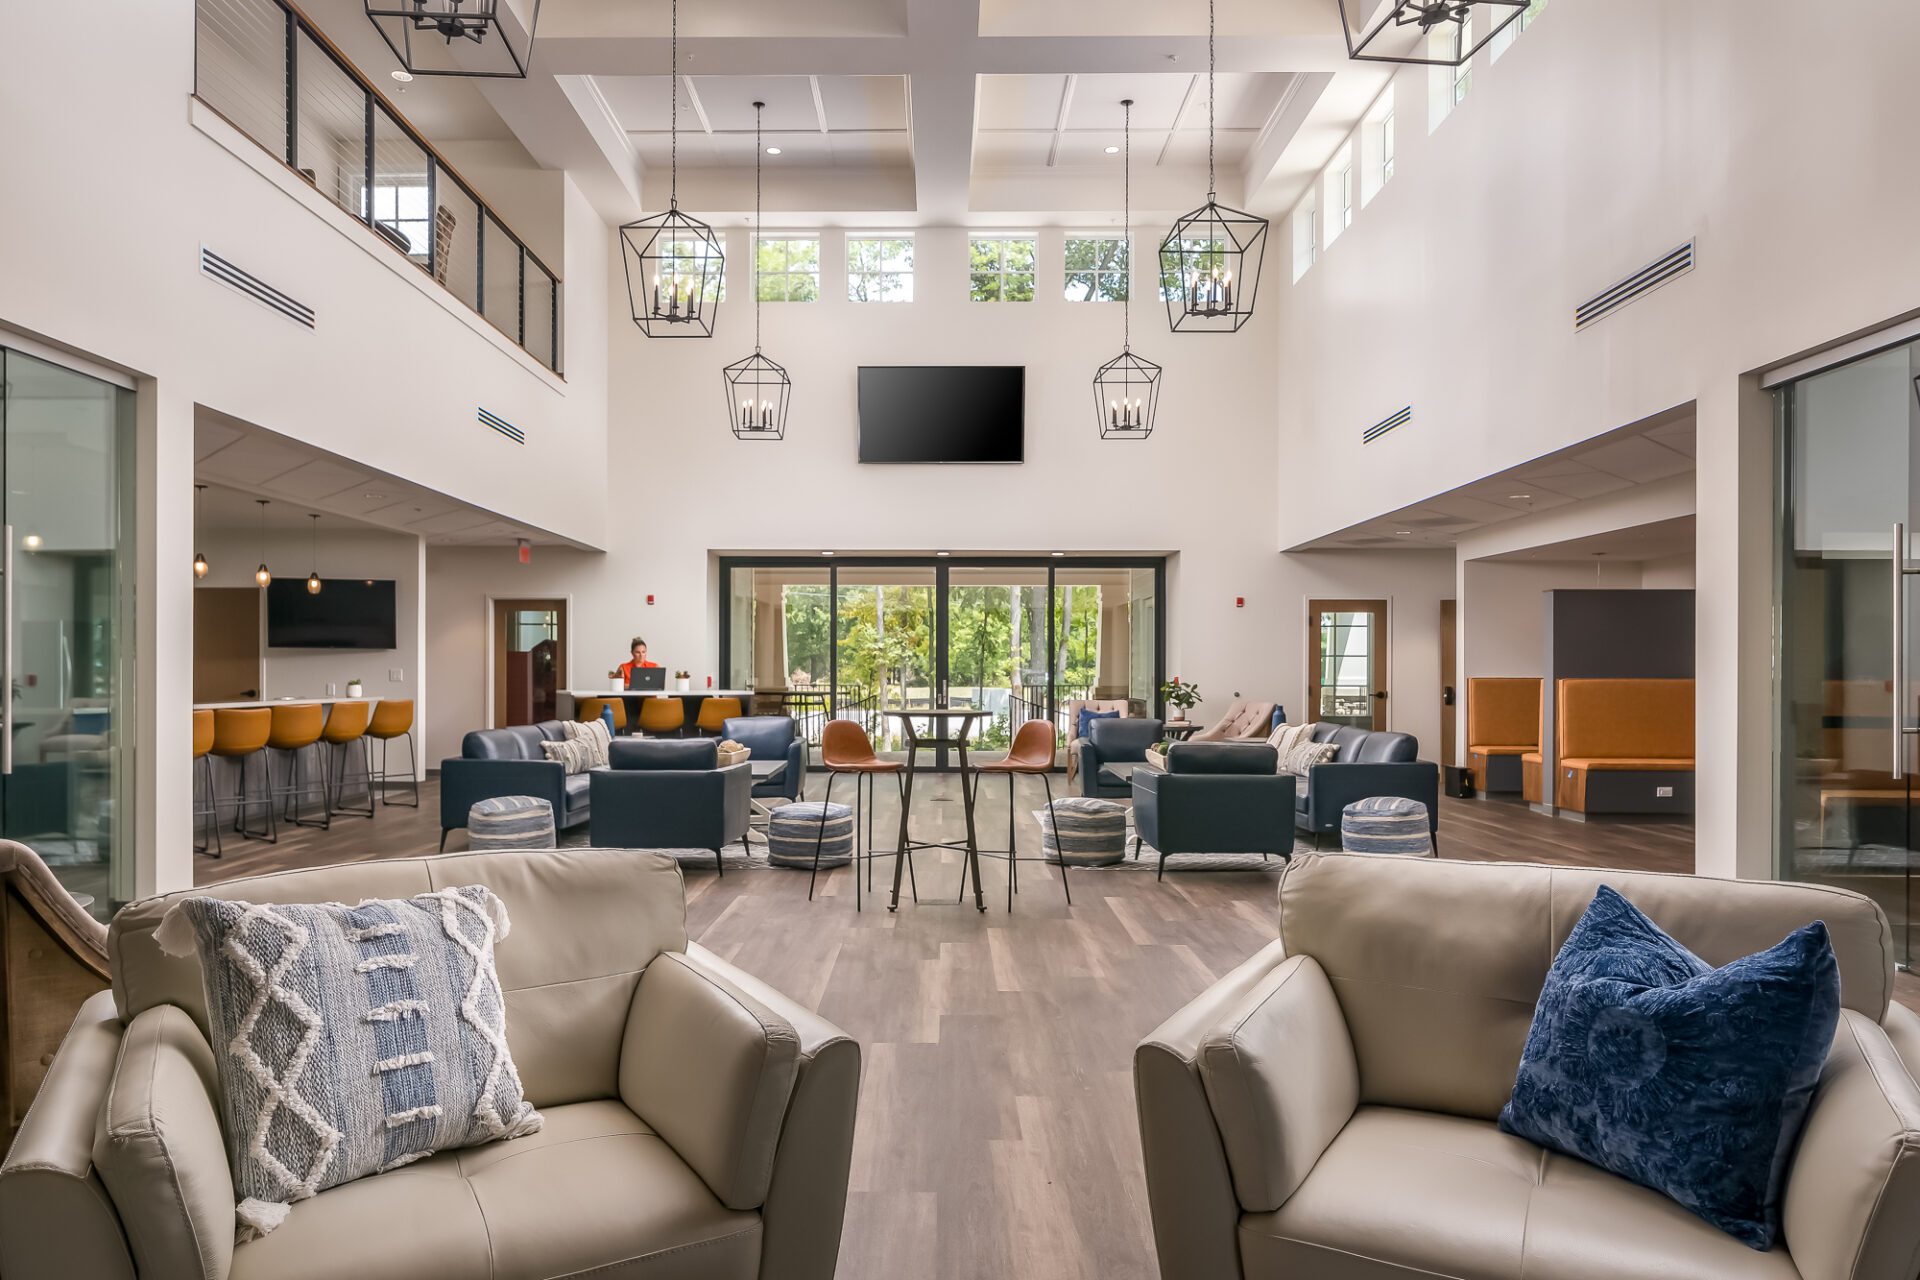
[1551,677,1695,816]
[1465,677,1541,795]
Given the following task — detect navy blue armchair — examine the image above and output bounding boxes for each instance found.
[439,722,586,851]
[723,715,807,802]
[1295,725,1440,847]
[1076,716,1165,797]
[1131,743,1295,879]
[589,739,752,875]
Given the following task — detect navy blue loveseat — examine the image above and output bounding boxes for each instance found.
[439,721,589,850]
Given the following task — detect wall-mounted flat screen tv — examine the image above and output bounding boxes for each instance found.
[266,578,397,649]
[857,366,1025,464]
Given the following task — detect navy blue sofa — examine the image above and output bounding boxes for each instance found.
[1076,716,1165,797]
[1131,742,1296,879]
[723,714,807,803]
[588,739,752,875]
[1295,724,1440,847]
[439,721,587,851]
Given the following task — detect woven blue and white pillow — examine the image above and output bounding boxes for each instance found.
[154,886,542,1240]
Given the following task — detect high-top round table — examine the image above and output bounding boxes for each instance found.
[882,708,988,913]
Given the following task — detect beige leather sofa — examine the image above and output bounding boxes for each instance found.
[1136,854,1920,1280]
[0,848,860,1280]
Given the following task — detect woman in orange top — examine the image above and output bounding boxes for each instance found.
[617,637,660,685]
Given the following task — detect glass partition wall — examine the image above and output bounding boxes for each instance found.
[721,557,1165,767]
[1776,341,1918,966]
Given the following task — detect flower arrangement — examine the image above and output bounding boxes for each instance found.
[1159,677,1201,719]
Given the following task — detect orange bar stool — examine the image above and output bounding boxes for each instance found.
[192,709,220,858]
[968,719,1066,910]
[321,700,374,820]
[267,702,330,831]
[813,720,911,912]
[210,708,274,843]
[636,696,686,738]
[367,698,420,807]
[694,697,742,737]
[577,697,627,736]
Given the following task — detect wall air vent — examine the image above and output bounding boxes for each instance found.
[199,247,314,329]
[1575,240,1694,331]
[1362,405,1411,444]
[477,407,525,444]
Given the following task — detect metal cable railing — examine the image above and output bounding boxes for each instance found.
[194,0,562,372]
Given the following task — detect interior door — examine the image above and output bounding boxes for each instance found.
[1778,342,1917,966]
[193,587,261,702]
[1440,599,1457,766]
[0,348,134,919]
[1309,599,1389,730]
[492,599,565,727]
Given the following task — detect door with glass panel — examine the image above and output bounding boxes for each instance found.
[492,600,565,728]
[1309,600,1388,730]
[0,349,134,920]
[1777,343,1918,965]
[944,566,1049,755]
[834,568,935,758]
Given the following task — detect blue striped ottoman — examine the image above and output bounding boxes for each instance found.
[1035,797,1127,867]
[1340,796,1434,856]
[467,795,555,851]
[767,802,854,868]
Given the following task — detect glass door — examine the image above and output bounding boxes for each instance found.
[944,565,1049,753]
[0,348,135,920]
[834,567,935,758]
[1310,600,1389,729]
[1777,342,1917,965]
[492,599,565,727]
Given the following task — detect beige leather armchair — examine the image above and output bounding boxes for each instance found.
[1136,854,1920,1280]
[0,848,860,1280]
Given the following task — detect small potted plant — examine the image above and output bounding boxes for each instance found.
[674,669,692,692]
[1159,677,1200,723]
[345,677,365,699]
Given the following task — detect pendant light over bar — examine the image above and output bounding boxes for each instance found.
[306,513,324,595]
[253,500,272,588]
[364,0,542,79]
[1095,99,1161,440]
[724,102,790,440]
[1336,0,1524,67]
[619,0,723,338]
[1159,0,1268,334]
[193,483,210,579]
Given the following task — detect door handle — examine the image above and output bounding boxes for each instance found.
[1443,685,1455,707]
[1371,690,1388,700]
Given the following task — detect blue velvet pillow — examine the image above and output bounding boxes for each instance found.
[1077,708,1120,741]
[1498,886,1839,1250]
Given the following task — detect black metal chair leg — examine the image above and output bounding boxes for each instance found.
[808,772,837,902]
[439,827,451,853]
[714,845,724,877]
[899,772,917,903]
[1042,772,1069,906]
[1007,774,1017,913]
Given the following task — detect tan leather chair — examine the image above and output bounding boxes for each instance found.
[1136,853,1920,1280]
[0,848,860,1280]
[1189,700,1276,744]
[970,719,1065,910]
[0,840,107,1146]
[815,720,908,912]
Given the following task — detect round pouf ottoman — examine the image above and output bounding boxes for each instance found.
[468,795,556,851]
[1035,797,1127,867]
[767,802,854,868]
[1340,796,1434,856]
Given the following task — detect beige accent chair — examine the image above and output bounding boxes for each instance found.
[0,840,109,1146]
[0,848,860,1280]
[1189,700,1277,744]
[1136,853,1920,1280]
[1064,698,1133,785]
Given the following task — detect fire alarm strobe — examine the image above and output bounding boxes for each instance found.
[647,594,655,606]
[1235,596,1245,608]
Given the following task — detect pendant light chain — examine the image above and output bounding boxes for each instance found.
[1123,98,1132,355]
[669,0,678,207]
[753,101,763,353]
[1207,0,1216,200]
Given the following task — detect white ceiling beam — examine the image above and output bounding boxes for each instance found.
[1156,75,1199,167]
[1045,74,1077,168]
[478,73,645,223]
[681,75,714,133]
[904,0,982,223]
[808,75,830,131]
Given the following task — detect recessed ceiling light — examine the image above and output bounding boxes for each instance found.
[1508,493,1531,500]
[390,69,414,84]
[765,146,782,155]
[1104,145,1120,154]
[363,492,387,500]
[935,550,950,557]
[1395,530,1412,536]
[1050,551,1065,557]
[820,550,835,557]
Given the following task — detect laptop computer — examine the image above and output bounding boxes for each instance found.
[626,666,666,691]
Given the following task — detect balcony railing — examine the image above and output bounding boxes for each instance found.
[194,0,562,372]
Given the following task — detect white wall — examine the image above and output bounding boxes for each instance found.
[419,224,1458,764]
[1640,554,1696,589]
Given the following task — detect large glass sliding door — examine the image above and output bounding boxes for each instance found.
[0,348,135,919]
[719,557,1164,768]
[1776,341,1917,966]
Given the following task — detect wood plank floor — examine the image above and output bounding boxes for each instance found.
[193,779,1918,1279]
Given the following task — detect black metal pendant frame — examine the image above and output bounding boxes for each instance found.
[1094,351,1161,441]
[1159,200,1268,334]
[620,206,724,339]
[1336,0,1525,67]
[365,0,541,79]
[724,353,791,441]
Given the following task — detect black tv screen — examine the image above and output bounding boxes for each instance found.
[266,579,397,649]
[858,366,1025,464]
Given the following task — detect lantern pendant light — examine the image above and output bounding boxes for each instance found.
[723,102,790,440]
[364,0,542,80]
[1159,0,1269,334]
[193,484,210,579]
[306,513,324,595]
[253,500,272,588]
[1336,0,1524,67]
[1095,99,1161,440]
[619,0,723,339]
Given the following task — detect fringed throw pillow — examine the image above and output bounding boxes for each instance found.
[563,716,613,768]
[154,886,542,1241]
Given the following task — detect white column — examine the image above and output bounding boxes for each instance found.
[136,378,196,897]
[1692,373,1775,879]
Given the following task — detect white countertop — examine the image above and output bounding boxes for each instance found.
[563,689,755,699]
[193,696,368,711]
